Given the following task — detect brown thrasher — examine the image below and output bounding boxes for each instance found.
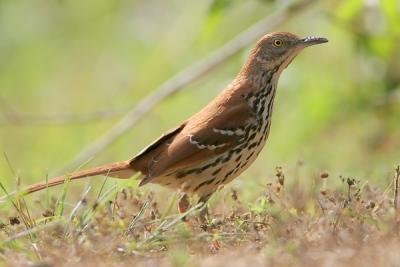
[2,32,327,214]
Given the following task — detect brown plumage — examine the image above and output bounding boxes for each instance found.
[2,32,328,211]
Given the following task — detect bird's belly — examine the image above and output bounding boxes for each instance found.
[154,127,269,197]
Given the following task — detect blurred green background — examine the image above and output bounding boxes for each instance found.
[0,0,399,202]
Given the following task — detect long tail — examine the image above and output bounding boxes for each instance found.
[1,160,136,200]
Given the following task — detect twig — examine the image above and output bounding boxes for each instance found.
[58,0,315,173]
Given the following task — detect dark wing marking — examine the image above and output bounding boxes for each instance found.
[129,123,186,174]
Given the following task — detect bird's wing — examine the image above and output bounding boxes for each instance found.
[129,124,186,174]
[132,95,256,185]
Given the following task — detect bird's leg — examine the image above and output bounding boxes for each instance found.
[197,194,212,224]
[177,192,212,223]
[197,193,220,252]
[178,192,190,220]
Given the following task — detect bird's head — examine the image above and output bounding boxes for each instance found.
[241,32,328,78]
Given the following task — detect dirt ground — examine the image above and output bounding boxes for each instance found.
[2,167,400,267]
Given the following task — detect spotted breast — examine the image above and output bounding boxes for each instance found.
[147,69,278,201]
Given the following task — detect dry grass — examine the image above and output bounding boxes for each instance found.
[1,166,400,267]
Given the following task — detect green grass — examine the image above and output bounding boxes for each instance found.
[1,165,400,266]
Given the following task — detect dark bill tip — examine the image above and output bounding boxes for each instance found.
[299,36,328,46]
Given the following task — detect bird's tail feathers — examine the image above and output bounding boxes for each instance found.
[0,160,136,202]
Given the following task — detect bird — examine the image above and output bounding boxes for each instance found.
[2,32,327,216]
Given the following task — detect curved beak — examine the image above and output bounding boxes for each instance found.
[298,36,328,47]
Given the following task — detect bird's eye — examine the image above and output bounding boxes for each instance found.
[273,39,283,47]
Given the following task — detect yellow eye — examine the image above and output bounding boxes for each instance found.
[273,39,283,47]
